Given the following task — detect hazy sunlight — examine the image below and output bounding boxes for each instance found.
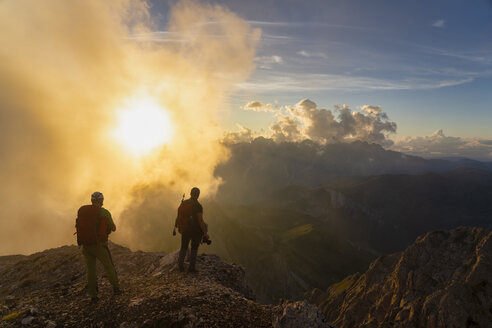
[112,96,173,156]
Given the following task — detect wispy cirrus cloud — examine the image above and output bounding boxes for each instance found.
[432,19,445,28]
[236,72,475,92]
[246,20,383,32]
[255,55,283,69]
[297,50,328,59]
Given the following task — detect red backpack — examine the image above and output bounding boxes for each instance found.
[75,205,108,245]
[175,198,193,234]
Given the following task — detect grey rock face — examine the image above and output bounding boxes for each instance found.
[307,227,492,328]
[272,300,334,328]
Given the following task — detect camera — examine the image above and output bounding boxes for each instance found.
[202,236,212,245]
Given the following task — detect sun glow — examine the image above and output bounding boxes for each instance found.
[112,96,173,156]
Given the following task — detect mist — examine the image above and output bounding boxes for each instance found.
[0,0,260,255]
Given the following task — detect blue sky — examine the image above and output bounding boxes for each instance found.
[149,0,492,156]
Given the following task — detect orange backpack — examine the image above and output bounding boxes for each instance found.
[75,205,109,245]
[175,197,193,234]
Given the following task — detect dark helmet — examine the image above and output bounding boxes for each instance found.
[190,187,200,198]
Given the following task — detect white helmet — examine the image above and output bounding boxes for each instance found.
[91,191,104,202]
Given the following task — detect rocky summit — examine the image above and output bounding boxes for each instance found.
[306,227,492,328]
[0,242,330,328]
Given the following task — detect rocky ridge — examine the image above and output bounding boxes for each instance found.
[0,242,330,328]
[306,226,492,328]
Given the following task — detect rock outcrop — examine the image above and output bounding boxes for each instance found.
[272,300,334,328]
[306,227,492,328]
[0,242,329,327]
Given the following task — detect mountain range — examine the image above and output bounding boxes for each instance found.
[203,141,492,303]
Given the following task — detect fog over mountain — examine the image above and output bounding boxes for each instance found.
[215,138,492,203]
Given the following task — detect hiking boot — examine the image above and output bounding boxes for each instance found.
[187,267,198,273]
[90,296,99,302]
[113,287,122,295]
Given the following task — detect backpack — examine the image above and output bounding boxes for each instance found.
[176,199,193,234]
[75,205,109,245]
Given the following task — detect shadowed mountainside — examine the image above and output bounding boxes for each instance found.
[306,227,492,328]
[203,168,492,303]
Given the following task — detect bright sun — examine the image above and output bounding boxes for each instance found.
[112,96,173,156]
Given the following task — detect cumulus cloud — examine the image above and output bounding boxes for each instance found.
[283,99,396,145]
[242,100,280,112]
[270,113,304,143]
[0,0,260,254]
[361,105,382,115]
[227,99,397,146]
[222,125,260,144]
[392,130,492,160]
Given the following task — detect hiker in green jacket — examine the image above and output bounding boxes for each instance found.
[76,192,120,301]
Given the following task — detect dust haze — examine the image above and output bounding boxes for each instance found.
[0,0,260,255]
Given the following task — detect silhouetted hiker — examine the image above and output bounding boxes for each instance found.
[75,192,120,301]
[175,187,210,273]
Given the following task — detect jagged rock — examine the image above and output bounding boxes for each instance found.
[307,227,492,328]
[0,243,275,327]
[21,316,35,325]
[272,300,334,328]
[156,250,179,269]
[28,307,39,316]
[45,320,56,328]
[128,298,144,307]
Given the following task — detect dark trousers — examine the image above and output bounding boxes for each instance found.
[178,231,202,270]
[181,231,202,251]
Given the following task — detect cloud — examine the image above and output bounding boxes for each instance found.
[0,0,259,254]
[432,19,445,28]
[297,50,328,59]
[360,105,382,115]
[236,72,475,92]
[270,113,304,143]
[222,125,261,144]
[392,130,492,160]
[243,101,280,112]
[285,99,396,145]
[228,99,396,146]
[255,55,283,69]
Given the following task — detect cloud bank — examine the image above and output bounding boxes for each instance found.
[392,130,492,161]
[226,99,397,146]
[226,100,492,161]
[0,0,260,254]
